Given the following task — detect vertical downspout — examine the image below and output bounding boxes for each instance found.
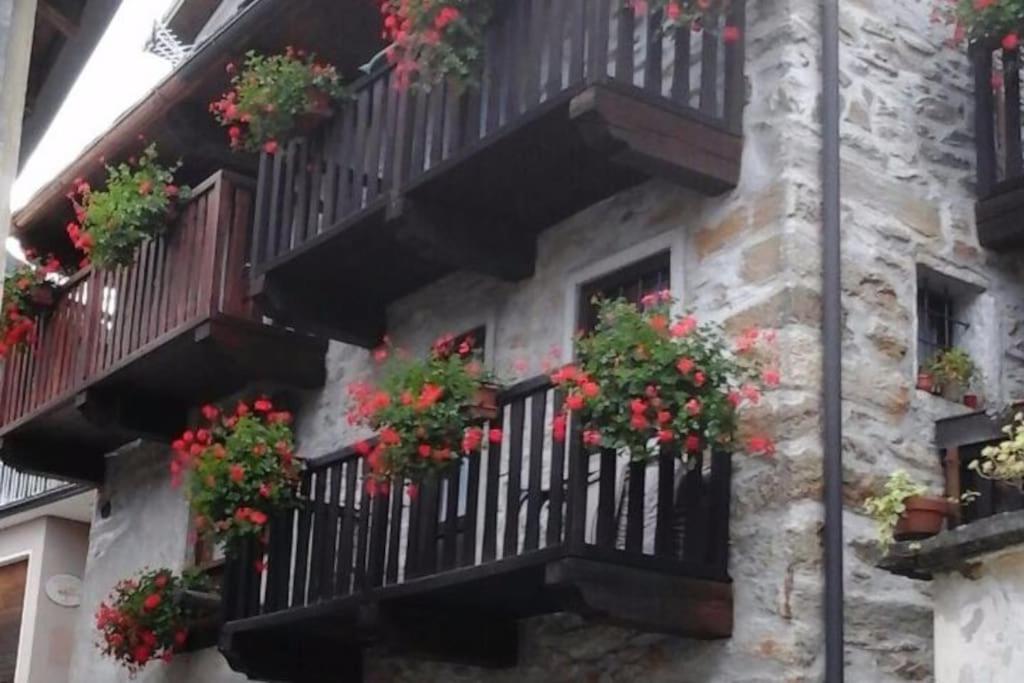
[821,0,844,681]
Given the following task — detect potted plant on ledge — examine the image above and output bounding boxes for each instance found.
[927,347,977,405]
[549,293,779,460]
[865,471,950,551]
[347,333,501,492]
[969,411,1024,499]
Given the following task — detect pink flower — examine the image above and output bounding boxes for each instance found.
[630,398,647,414]
[685,399,701,416]
[685,434,701,452]
[670,316,697,338]
[583,430,602,447]
[747,436,776,457]
[762,369,781,387]
[676,357,695,375]
[489,428,503,443]
[553,413,567,442]
[230,464,245,483]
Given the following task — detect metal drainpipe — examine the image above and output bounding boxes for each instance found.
[821,0,844,681]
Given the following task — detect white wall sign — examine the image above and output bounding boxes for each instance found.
[45,574,82,608]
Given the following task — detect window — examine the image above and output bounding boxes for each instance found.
[577,251,672,333]
[917,274,970,368]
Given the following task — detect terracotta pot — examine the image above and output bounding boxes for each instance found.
[893,495,949,542]
[916,371,934,393]
[28,285,55,308]
[963,394,979,410]
[466,383,500,422]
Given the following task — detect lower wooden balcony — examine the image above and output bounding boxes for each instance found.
[249,0,745,346]
[0,172,327,483]
[220,377,733,682]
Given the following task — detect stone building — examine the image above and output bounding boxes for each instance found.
[2,0,1023,681]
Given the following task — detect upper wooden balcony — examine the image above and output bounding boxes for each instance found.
[974,42,1024,249]
[219,377,733,682]
[0,172,327,484]
[250,0,746,346]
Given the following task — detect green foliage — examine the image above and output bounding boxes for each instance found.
[553,295,776,461]
[947,0,1024,43]
[927,347,976,391]
[95,567,210,674]
[0,253,63,357]
[173,399,300,554]
[347,334,496,487]
[863,471,928,551]
[67,144,190,270]
[212,49,348,152]
[971,411,1024,484]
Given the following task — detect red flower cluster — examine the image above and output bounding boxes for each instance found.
[172,398,300,553]
[348,333,500,491]
[551,295,778,460]
[630,0,740,40]
[940,0,1024,49]
[95,569,208,674]
[211,48,347,154]
[1,251,65,358]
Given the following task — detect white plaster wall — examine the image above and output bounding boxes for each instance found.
[0,515,89,683]
[934,548,1024,683]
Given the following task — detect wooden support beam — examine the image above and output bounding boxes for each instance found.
[376,603,519,669]
[36,1,78,38]
[0,435,105,484]
[392,197,535,282]
[76,388,189,441]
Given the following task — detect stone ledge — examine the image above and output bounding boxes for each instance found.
[879,510,1024,580]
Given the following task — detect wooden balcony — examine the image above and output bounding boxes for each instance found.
[974,42,1024,249]
[250,0,746,346]
[220,377,733,681]
[0,172,327,483]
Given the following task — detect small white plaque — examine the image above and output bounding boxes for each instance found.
[45,574,82,608]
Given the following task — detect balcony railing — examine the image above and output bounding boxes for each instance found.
[973,41,1024,248]
[247,0,745,343]
[221,377,733,677]
[0,463,72,508]
[0,171,327,482]
[0,172,253,430]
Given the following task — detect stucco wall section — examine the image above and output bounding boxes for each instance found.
[65,442,246,683]
[933,547,1024,683]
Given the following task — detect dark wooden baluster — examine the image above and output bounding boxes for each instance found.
[337,458,359,594]
[708,451,732,575]
[367,483,391,587]
[326,106,352,226]
[565,415,588,551]
[484,16,504,135]
[503,398,527,557]
[265,151,285,262]
[353,459,372,590]
[699,9,720,116]
[306,467,329,601]
[589,0,611,83]
[723,0,746,132]
[280,140,299,256]
[654,447,676,556]
[385,476,404,584]
[681,451,707,562]
[427,85,446,170]
[409,91,429,181]
[595,448,617,548]
[644,7,663,94]
[462,453,482,566]
[404,476,423,577]
[292,139,309,249]
[363,78,387,203]
[546,0,567,96]
[615,2,634,85]
[291,471,314,607]
[1004,48,1023,180]
[569,0,587,86]
[546,391,567,547]
[524,0,546,107]
[523,393,547,551]
[974,46,997,196]
[265,506,295,612]
[414,472,440,576]
[481,410,504,562]
[349,92,372,213]
[441,466,461,569]
[672,23,692,105]
[321,463,343,596]
[625,460,646,552]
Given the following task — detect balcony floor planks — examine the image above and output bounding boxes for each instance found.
[254,83,742,345]
[0,315,327,483]
[221,545,733,679]
[975,177,1024,249]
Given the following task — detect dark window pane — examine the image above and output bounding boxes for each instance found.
[578,251,671,333]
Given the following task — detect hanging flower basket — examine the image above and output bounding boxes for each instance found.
[95,568,212,674]
[211,48,348,154]
[1,252,66,358]
[348,333,502,490]
[550,293,778,460]
[66,144,191,271]
[171,398,301,558]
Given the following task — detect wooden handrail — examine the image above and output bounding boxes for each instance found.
[0,172,255,430]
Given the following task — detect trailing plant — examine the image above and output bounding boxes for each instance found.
[95,568,210,675]
[864,471,927,551]
[211,48,348,154]
[348,333,500,491]
[970,411,1024,485]
[171,399,300,555]
[380,0,494,91]
[942,0,1024,47]
[0,251,65,358]
[550,293,778,460]
[927,347,976,393]
[66,144,190,270]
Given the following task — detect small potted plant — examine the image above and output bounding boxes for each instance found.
[171,398,300,558]
[66,144,190,270]
[969,411,1024,494]
[550,292,778,460]
[916,366,936,393]
[95,568,212,674]
[0,252,66,358]
[348,333,502,490]
[865,471,950,550]
[211,48,348,154]
[928,347,977,402]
